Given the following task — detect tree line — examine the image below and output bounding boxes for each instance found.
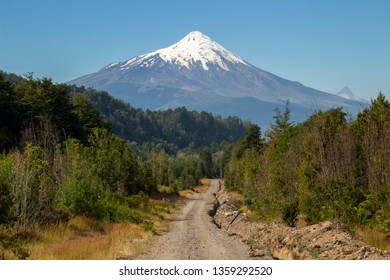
[69,85,248,154]
[224,96,390,233]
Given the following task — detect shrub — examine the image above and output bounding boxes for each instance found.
[0,227,29,260]
[125,192,149,209]
[281,202,299,227]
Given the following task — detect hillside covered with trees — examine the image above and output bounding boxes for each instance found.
[224,97,390,238]
[69,85,248,154]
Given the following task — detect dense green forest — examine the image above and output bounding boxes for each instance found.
[224,97,390,234]
[0,71,243,258]
[69,85,248,154]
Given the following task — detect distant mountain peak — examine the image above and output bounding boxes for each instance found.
[337,86,354,99]
[114,31,248,72]
[336,86,367,102]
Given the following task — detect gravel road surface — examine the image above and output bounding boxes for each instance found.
[138,179,250,260]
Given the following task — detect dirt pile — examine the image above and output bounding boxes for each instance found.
[213,183,390,260]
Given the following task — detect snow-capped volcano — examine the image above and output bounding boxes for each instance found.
[69,31,366,127]
[116,31,248,72]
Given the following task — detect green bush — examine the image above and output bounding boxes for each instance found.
[59,172,111,220]
[281,202,299,227]
[125,192,149,209]
[300,195,323,225]
[140,220,154,232]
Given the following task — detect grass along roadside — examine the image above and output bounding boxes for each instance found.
[14,180,211,260]
[26,216,151,260]
[353,226,390,252]
[23,198,175,260]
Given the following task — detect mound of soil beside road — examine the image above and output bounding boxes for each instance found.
[213,182,390,260]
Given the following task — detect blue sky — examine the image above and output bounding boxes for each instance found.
[1,0,389,100]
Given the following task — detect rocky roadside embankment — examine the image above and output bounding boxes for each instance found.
[212,181,390,260]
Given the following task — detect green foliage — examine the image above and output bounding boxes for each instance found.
[0,72,108,151]
[224,93,390,233]
[140,220,154,232]
[353,196,378,225]
[58,135,146,222]
[356,92,390,193]
[281,202,299,227]
[11,144,59,229]
[0,228,30,260]
[88,128,140,195]
[198,148,214,178]
[269,100,293,137]
[71,93,109,142]
[78,87,248,153]
[0,155,13,224]
[125,192,149,209]
[353,188,390,232]
[236,124,263,158]
[60,169,110,220]
[0,74,21,151]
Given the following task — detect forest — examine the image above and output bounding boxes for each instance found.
[68,85,248,154]
[0,71,244,259]
[224,97,390,237]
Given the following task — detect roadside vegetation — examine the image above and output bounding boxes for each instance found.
[224,96,390,250]
[0,72,229,259]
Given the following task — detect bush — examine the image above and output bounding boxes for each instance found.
[59,172,112,220]
[281,202,299,227]
[125,192,149,209]
[0,227,29,260]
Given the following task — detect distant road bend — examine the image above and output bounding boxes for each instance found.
[138,179,249,260]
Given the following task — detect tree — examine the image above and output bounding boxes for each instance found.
[88,128,139,195]
[71,93,108,142]
[357,93,390,193]
[236,124,263,158]
[198,148,214,178]
[269,100,293,139]
[267,100,294,197]
[0,74,20,151]
[10,145,54,231]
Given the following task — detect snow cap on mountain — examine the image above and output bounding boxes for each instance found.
[119,31,248,71]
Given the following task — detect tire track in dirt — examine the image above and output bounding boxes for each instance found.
[138,179,250,260]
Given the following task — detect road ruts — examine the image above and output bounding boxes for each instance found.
[137,179,250,260]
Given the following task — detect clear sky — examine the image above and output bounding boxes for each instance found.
[1,0,389,100]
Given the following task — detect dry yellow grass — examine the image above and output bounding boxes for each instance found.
[26,216,153,260]
[199,178,211,185]
[26,198,176,260]
[229,191,244,203]
[354,226,390,251]
[178,179,210,196]
[22,181,212,260]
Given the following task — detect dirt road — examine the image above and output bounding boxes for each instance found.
[138,179,250,259]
